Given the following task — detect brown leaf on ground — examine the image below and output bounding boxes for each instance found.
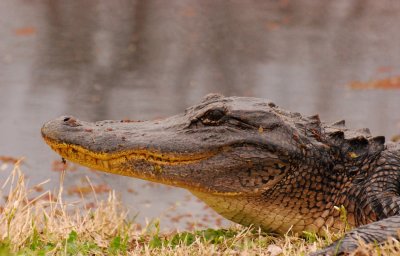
[0,156,21,164]
[376,66,393,73]
[348,76,400,89]
[201,215,209,222]
[181,6,197,17]
[33,185,44,193]
[85,202,97,209]
[169,213,193,223]
[141,182,162,188]
[185,221,197,230]
[265,21,280,31]
[215,217,224,226]
[51,160,77,172]
[127,188,138,195]
[202,204,210,210]
[279,0,290,8]
[67,184,111,196]
[15,27,37,36]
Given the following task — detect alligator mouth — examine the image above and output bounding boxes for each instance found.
[43,136,216,171]
[42,129,262,196]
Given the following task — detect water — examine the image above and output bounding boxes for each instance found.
[1,0,400,231]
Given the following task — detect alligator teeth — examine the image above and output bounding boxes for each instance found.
[86,155,93,163]
[102,161,109,169]
[109,159,118,168]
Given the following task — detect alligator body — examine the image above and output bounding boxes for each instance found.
[42,94,400,255]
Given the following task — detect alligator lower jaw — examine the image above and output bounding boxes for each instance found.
[44,137,242,195]
[43,136,213,166]
[43,136,256,196]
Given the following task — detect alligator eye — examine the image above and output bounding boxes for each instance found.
[201,108,226,124]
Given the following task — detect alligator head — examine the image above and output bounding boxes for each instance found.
[42,94,385,234]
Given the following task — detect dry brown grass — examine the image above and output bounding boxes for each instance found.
[0,162,399,255]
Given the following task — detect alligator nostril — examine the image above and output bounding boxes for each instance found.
[62,116,81,127]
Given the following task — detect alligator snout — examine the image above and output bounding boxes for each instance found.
[41,115,82,143]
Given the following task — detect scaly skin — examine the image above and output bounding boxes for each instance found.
[41,94,400,255]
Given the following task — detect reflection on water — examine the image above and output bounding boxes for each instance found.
[1,0,400,230]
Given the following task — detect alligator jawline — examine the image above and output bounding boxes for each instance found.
[43,136,215,165]
[43,136,249,196]
[44,136,246,196]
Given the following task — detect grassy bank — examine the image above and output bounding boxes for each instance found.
[0,163,398,255]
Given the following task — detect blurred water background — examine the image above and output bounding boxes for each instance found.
[1,0,400,230]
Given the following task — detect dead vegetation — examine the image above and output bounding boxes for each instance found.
[0,162,399,255]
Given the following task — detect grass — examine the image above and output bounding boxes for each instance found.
[0,162,399,255]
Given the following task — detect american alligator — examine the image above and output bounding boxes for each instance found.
[42,94,400,255]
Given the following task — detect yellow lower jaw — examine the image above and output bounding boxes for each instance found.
[44,136,215,170]
[44,137,245,196]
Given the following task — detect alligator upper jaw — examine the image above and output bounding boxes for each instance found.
[41,115,218,156]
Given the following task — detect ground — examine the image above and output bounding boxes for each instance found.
[0,162,399,255]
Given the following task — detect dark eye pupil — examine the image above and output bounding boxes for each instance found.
[205,109,225,121]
